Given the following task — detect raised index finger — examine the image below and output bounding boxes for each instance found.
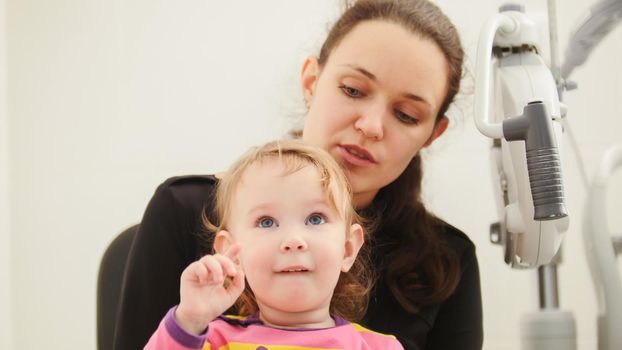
[223,243,241,262]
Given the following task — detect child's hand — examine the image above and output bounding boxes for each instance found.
[175,244,245,335]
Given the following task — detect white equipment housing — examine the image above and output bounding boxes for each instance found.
[475,8,569,268]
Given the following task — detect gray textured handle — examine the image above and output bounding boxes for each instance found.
[526,147,568,220]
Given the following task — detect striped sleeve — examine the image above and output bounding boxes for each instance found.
[143,307,209,350]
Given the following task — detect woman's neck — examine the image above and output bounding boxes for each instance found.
[353,190,376,209]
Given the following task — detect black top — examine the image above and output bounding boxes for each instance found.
[114,175,483,350]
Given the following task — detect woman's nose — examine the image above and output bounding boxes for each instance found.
[280,236,308,252]
[353,104,386,140]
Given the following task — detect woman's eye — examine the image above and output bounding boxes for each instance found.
[395,109,419,124]
[306,213,326,226]
[339,85,364,98]
[258,217,276,228]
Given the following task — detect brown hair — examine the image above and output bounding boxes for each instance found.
[318,0,464,311]
[203,140,373,321]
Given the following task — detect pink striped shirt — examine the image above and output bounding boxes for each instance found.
[144,307,404,349]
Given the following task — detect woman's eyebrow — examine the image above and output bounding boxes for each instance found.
[341,64,377,81]
[403,92,431,108]
[341,64,432,107]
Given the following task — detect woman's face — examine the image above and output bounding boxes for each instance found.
[301,20,450,208]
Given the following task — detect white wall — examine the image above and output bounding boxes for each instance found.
[4,0,621,349]
[0,0,13,348]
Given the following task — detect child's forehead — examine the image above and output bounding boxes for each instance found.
[231,159,338,206]
[235,161,317,192]
[243,157,319,180]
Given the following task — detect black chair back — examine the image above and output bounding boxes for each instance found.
[97,224,139,350]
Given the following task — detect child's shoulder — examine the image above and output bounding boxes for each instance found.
[348,322,404,349]
[349,321,397,339]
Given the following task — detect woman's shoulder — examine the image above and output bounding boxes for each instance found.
[434,219,477,259]
[144,174,222,222]
[155,174,219,202]
[159,174,219,190]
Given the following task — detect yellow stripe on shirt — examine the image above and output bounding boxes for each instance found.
[350,322,398,339]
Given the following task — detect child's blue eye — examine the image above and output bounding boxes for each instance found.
[258,217,276,228]
[306,214,326,225]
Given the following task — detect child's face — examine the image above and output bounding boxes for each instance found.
[222,159,362,320]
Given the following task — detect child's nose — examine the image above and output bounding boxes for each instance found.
[280,236,308,252]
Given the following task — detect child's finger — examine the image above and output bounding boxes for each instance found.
[213,254,237,277]
[227,267,245,297]
[185,260,209,285]
[198,255,224,284]
[223,243,242,262]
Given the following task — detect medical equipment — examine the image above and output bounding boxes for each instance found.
[474,5,575,348]
[560,0,622,82]
[474,0,622,349]
[583,145,622,350]
[565,2,622,348]
[474,4,569,269]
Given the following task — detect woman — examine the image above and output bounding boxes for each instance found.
[114,1,483,349]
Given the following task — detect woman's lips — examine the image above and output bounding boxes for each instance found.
[338,145,376,167]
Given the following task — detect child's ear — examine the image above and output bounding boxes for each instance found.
[341,224,364,272]
[214,230,235,254]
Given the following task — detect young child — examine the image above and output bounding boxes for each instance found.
[144,140,404,349]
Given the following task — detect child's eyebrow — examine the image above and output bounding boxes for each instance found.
[246,203,275,216]
[245,198,334,216]
[304,198,339,215]
[306,198,332,208]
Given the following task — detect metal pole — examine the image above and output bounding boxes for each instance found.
[535,0,563,312]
